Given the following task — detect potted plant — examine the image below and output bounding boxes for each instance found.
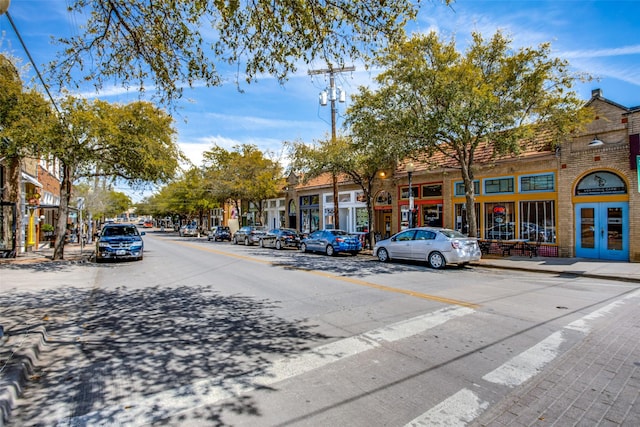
[41,224,55,245]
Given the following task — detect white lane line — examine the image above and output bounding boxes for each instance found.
[406,388,489,427]
[64,306,475,426]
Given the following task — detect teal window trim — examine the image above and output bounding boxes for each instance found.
[484,177,515,194]
[454,180,480,197]
[519,172,556,193]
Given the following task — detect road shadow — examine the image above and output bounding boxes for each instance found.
[1,284,330,425]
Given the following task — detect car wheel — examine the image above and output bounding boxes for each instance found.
[428,251,446,269]
[275,240,282,250]
[244,237,251,246]
[377,248,390,262]
[300,243,307,253]
[326,245,335,256]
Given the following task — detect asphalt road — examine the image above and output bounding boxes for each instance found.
[2,231,638,426]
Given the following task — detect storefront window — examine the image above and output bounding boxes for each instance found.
[422,204,443,227]
[520,173,555,192]
[484,202,516,239]
[355,207,368,232]
[484,177,514,194]
[422,184,442,197]
[520,201,556,242]
[401,186,419,199]
[454,180,480,196]
[454,203,480,235]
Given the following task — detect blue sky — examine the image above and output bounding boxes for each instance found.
[2,1,639,199]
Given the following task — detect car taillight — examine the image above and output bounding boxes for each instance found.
[336,238,344,243]
[451,241,461,249]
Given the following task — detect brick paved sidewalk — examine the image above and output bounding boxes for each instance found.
[473,300,640,426]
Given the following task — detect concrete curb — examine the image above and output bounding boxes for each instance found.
[472,261,640,284]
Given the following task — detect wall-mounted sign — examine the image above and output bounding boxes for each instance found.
[576,171,627,195]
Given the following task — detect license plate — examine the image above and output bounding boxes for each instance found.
[116,250,126,256]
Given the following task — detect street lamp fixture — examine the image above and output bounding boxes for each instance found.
[589,135,604,147]
[406,162,415,228]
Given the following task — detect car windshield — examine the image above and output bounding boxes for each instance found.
[331,230,349,236]
[103,226,138,237]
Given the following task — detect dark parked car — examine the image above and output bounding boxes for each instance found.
[232,225,267,246]
[373,227,481,269]
[95,224,145,262]
[259,228,301,249]
[208,226,231,242]
[299,229,362,256]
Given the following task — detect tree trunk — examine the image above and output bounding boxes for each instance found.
[53,163,72,260]
[5,157,22,254]
[461,163,478,238]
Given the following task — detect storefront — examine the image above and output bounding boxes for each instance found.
[322,189,368,232]
[573,170,629,261]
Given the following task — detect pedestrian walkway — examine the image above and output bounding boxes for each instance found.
[476,255,640,284]
[471,288,640,426]
[0,243,91,265]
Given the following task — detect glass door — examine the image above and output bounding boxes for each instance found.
[575,203,628,260]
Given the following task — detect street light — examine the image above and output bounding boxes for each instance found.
[406,162,415,228]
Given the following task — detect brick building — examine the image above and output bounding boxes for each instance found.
[286,89,639,262]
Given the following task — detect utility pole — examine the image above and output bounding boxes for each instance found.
[308,65,355,230]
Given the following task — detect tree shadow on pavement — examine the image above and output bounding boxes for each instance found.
[1,284,329,425]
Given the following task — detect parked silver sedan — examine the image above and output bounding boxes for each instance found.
[373,227,481,269]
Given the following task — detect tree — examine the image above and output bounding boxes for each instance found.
[47,98,182,259]
[50,1,429,105]
[359,31,591,237]
[1,54,55,254]
[203,144,282,225]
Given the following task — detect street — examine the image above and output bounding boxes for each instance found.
[1,231,638,426]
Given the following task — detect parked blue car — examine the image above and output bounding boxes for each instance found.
[299,229,362,256]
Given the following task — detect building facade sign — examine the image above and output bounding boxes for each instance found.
[575,171,627,195]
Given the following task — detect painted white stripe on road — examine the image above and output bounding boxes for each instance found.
[65,306,475,426]
[482,331,564,387]
[566,289,640,333]
[405,388,489,427]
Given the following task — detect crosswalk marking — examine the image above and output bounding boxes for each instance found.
[65,306,475,426]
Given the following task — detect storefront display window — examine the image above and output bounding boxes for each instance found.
[520,200,556,242]
[484,202,515,239]
[454,203,480,235]
[355,207,368,232]
[422,204,443,227]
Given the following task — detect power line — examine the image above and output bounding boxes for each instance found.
[6,11,62,116]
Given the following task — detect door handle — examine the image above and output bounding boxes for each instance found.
[601,228,604,238]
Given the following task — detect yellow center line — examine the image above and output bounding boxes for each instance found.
[171,238,479,309]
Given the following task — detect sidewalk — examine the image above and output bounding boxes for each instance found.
[0,242,92,265]
[476,255,640,284]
